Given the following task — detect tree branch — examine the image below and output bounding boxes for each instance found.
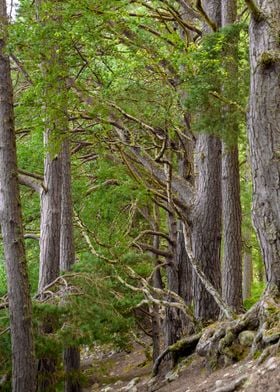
[195,0,218,31]
[18,174,45,194]
[244,0,264,21]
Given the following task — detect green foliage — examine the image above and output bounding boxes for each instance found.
[183,23,249,141]
[244,281,266,310]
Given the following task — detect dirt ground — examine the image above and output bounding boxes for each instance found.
[82,342,280,392]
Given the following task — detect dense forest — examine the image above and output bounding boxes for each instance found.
[0,0,279,391]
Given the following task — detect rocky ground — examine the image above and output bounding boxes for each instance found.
[81,341,280,392]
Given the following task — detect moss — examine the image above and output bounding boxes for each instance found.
[253,350,262,360]
[259,51,280,67]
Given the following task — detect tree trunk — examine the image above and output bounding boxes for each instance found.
[164,212,192,365]
[192,134,222,320]
[243,232,253,300]
[37,134,62,392]
[221,0,243,313]
[222,145,243,311]
[60,139,81,392]
[38,143,62,292]
[247,0,280,292]
[0,2,36,390]
[191,0,222,321]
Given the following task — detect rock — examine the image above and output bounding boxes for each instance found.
[121,377,139,391]
[238,330,255,347]
[165,370,179,382]
[100,387,114,392]
[215,379,223,387]
[264,356,279,371]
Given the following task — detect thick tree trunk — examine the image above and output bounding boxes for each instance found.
[164,212,192,365]
[221,0,243,313]
[222,145,243,311]
[60,139,81,392]
[192,134,222,320]
[247,0,280,292]
[0,2,36,390]
[151,209,162,363]
[191,0,222,321]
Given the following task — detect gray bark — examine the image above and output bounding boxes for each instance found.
[243,233,253,300]
[60,138,81,392]
[0,1,36,390]
[192,134,222,320]
[247,0,280,292]
[38,140,62,292]
[221,0,243,312]
[191,0,222,321]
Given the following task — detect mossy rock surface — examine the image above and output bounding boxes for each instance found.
[238,330,256,347]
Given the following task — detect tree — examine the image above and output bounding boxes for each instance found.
[191,0,222,321]
[0,0,36,390]
[221,0,243,311]
[246,0,280,292]
[60,140,81,392]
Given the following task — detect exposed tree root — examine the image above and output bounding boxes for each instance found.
[197,292,280,368]
[153,292,280,377]
[152,332,202,376]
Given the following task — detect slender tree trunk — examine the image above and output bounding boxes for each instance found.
[191,0,222,321]
[221,0,243,313]
[38,143,62,292]
[151,233,162,363]
[0,2,36,390]
[247,0,280,292]
[60,139,81,392]
[37,134,62,392]
[243,231,253,300]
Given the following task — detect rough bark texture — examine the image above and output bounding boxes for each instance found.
[63,347,81,392]
[151,214,162,363]
[0,2,36,390]
[192,134,222,320]
[221,0,243,313]
[222,145,243,311]
[60,139,75,272]
[247,0,280,291]
[191,0,222,321]
[243,240,253,300]
[60,139,82,392]
[38,140,62,292]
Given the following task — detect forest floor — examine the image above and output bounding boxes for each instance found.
[81,340,280,392]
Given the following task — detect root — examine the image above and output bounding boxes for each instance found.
[152,332,202,376]
[197,294,280,368]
